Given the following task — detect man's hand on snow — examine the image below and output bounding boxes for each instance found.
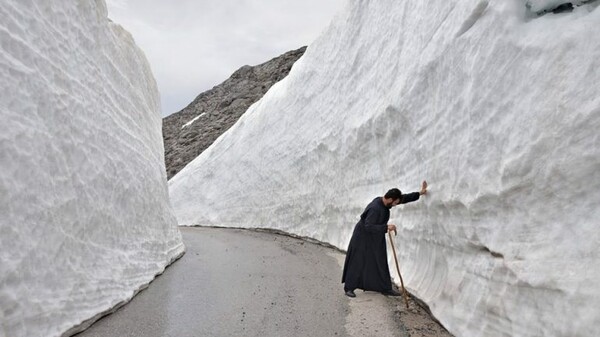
[420,180,428,195]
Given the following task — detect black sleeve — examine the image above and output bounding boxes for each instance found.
[400,192,420,204]
[363,208,388,233]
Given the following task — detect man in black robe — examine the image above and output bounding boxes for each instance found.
[342,181,428,298]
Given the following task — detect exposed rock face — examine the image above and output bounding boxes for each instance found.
[162,47,306,179]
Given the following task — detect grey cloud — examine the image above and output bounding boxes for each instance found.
[106,0,345,116]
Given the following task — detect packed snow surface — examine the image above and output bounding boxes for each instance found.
[170,0,600,336]
[0,1,184,336]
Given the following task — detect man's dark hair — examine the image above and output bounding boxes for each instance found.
[384,188,403,202]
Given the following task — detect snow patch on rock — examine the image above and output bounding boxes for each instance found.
[182,113,206,129]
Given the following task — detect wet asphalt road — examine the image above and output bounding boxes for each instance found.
[76,227,356,337]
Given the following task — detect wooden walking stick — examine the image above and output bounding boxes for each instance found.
[388,229,410,309]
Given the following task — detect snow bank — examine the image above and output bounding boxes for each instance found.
[169,0,599,336]
[0,1,184,336]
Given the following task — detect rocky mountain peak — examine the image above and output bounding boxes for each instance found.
[162,46,306,179]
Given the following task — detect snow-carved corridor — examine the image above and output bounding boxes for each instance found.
[169,1,600,336]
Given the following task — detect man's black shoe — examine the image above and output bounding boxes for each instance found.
[381,289,402,296]
[345,290,356,298]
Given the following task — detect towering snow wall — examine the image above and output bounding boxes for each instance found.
[169,0,599,336]
[0,1,184,336]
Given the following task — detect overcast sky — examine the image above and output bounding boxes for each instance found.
[106,0,345,117]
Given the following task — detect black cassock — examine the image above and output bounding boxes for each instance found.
[342,192,420,292]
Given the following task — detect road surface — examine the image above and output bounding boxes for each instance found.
[75,227,451,337]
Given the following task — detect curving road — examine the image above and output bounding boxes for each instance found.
[75,227,451,337]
